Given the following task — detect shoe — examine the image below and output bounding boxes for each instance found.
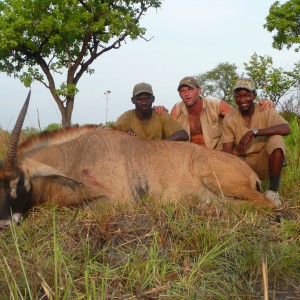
[264,190,282,207]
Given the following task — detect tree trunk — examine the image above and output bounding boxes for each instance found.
[60,96,75,128]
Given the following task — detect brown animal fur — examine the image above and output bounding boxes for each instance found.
[18,124,102,153]
[15,125,274,208]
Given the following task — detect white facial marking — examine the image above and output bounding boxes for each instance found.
[12,213,23,224]
[0,219,11,228]
[10,176,20,199]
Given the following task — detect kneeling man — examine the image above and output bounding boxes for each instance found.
[222,78,291,206]
[116,82,189,141]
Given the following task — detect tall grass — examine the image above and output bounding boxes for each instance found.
[0,121,299,299]
[0,200,299,299]
[281,117,300,201]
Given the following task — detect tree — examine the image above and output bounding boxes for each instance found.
[194,62,239,106]
[0,0,162,127]
[244,53,300,108]
[264,0,300,51]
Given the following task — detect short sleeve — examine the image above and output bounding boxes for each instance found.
[266,108,289,127]
[162,112,185,137]
[115,111,132,130]
[222,117,235,143]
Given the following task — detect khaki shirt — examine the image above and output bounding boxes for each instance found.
[115,109,185,140]
[175,97,223,149]
[223,105,288,154]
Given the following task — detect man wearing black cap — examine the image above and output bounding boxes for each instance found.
[222,78,291,206]
[116,82,189,141]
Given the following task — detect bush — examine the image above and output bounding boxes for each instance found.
[21,126,40,138]
[105,121,115,127]
[280,111,300,126]
[44,123,62,132]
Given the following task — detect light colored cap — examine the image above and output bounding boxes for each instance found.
[233,78,256,91]
[177,76,199,91]
[132,82,153,96]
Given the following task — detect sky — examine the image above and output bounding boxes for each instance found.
[1,0,299,130]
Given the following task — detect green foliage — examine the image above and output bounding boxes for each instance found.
[264,0,300,51]
[0,199,299,298]
[56,83,78,98]
[0,0,162,126]
[244,53,300,107]
[195,62,239,106]
[280,111,300,124]
[44,123,62,132]
[105,121,115,127]
[21,126,40,137]
[281,117,300,200]
[195,56,300,112]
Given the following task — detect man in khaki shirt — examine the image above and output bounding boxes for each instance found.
[169,76,272,150]
[170,77,233,150]
[222,78,291,206]
[116,82,189,141]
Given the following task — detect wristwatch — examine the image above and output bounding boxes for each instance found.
[252,129,259,138]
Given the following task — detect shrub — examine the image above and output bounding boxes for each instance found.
[22,126,40,138]
[44,123,62,132]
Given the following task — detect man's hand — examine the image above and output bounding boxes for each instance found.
[153,105,168,115]
[127,129,136,136]
[258,99,275,111]
[237,130,254,155]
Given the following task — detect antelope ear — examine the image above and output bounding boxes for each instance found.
[20,158,81,188]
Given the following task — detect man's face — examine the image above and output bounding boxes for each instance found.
[132,93,154,113]
[178,85,201,107]
[234,89,256,112]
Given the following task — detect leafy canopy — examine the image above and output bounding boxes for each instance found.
[264,0,300,51]
[195,63,238,106]
[0,0,162,126]
[0,0,161,87]
[244,53,300,107]
[194,55,300,112]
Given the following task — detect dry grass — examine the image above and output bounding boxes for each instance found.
[0,128,28,160]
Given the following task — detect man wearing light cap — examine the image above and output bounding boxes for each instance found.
[222,78,291,206]
[170,76,233,150]
[169,76,273,150]
[115,82,189,141]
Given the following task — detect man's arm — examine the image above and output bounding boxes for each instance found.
[252,124,291,137]
[170,105,178,120]
[162,111,189,141]
[258,99,274,111]
[219,101,234,117]
[221,116,235,153]
[153,106,168,115]
[219,99,274,117]
[166,130,189,141]
[115,112,129,128]
[115,112,138,136]
[236,123,291,155]
[222,142,234,154]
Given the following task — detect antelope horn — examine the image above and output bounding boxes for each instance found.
[3,90,31,175]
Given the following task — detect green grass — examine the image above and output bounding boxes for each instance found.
[0,120,299,299]
[0,200,299,299]
[281,117,300,201]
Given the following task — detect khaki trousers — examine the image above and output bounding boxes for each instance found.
[238,135,286,180]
